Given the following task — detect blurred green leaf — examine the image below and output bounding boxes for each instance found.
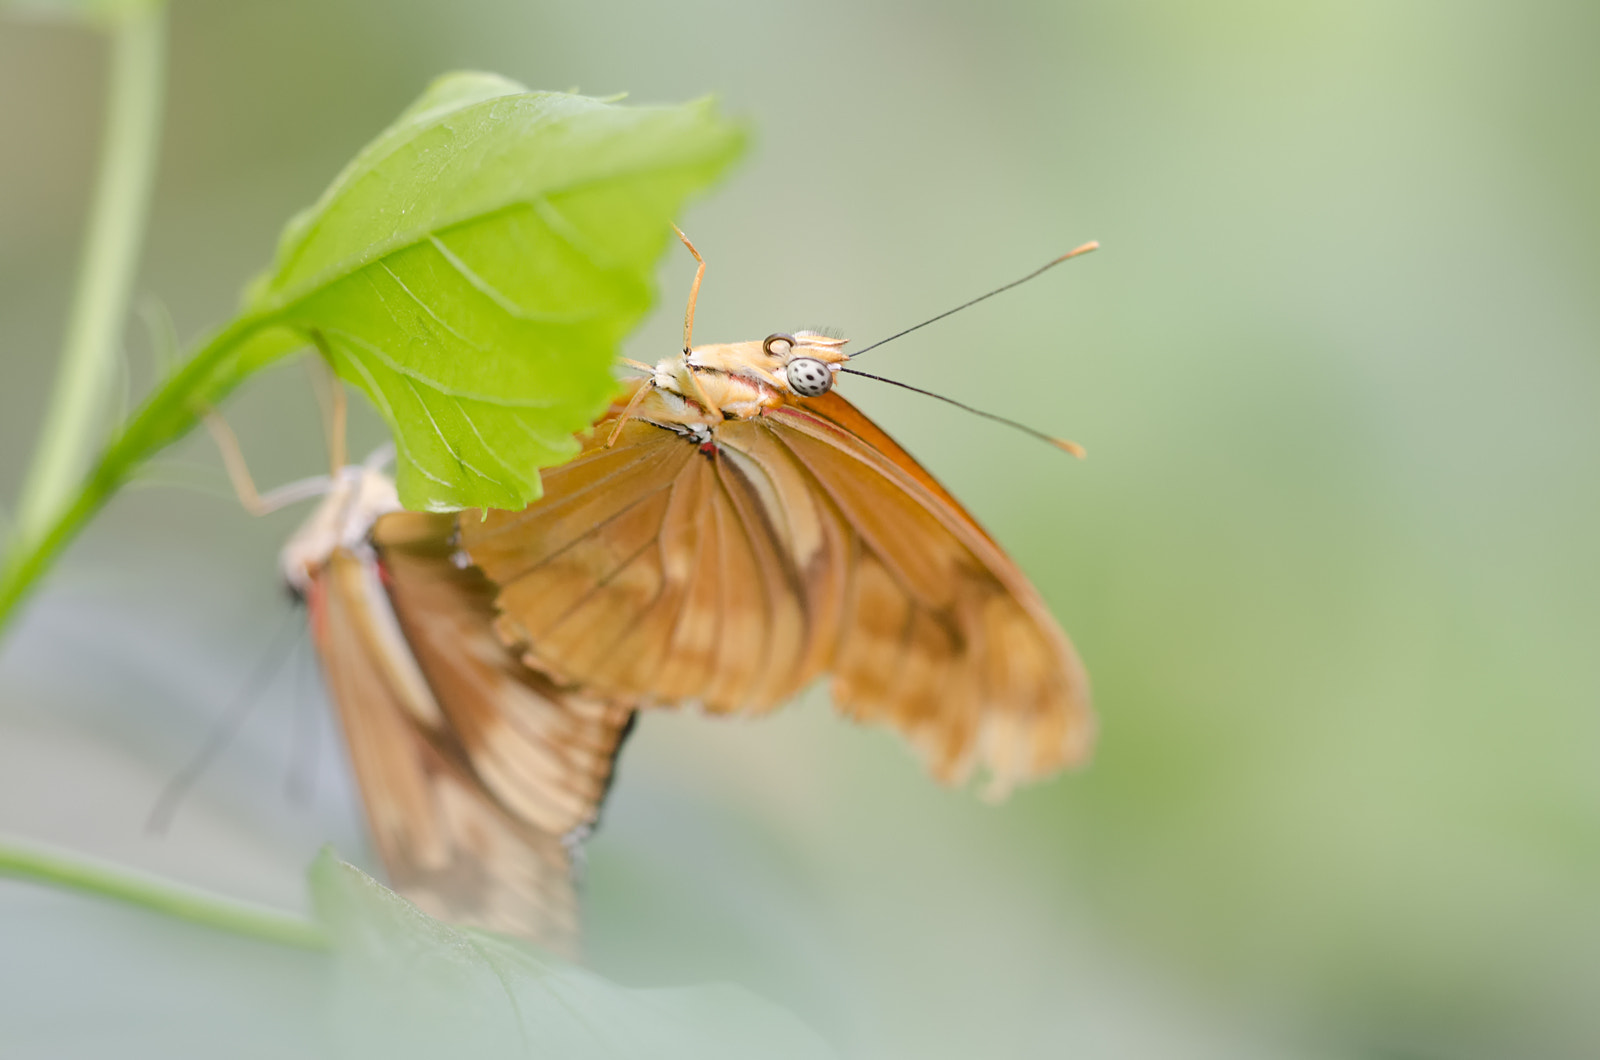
[309,850,838,1060]
[246,72,746,511]
[1,0,160,27]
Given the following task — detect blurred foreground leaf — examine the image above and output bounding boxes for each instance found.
[246,72,745,510]
[310,850,837,1060]
[0,839,836,1059]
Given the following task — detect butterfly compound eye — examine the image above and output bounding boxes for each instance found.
[785,356,834,397]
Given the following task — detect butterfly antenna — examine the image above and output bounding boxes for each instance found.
[849,241,1098,359]
[146,608,304,835]
[284,630,320,805]
[839,367,1085,456]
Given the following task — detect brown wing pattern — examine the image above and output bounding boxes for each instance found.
[373,512,635,839]
[461,393,1092,795]
[763,398,1092,791]
[310,514,633,955]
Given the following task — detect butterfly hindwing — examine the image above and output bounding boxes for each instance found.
[373,512,635,838]
[308,511,634,955]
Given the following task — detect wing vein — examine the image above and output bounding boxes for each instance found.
[521,533,660,646]
[767,425,937,613]
[494,480,676,584]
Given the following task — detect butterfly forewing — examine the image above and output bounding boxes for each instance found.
[461,390,1092,795]
[770,396,1093,785]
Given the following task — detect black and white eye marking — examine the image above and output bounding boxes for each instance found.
[785,357,834,397]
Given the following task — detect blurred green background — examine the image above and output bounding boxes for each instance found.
[3,1,1598,1057]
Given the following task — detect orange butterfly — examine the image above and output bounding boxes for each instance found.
[461,231,1096,798]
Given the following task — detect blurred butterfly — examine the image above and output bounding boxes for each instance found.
[462,230,1098,798]
[205,390,633,957]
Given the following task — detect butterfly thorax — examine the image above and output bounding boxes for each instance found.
[279,465,400,593]
[637,330,849,433]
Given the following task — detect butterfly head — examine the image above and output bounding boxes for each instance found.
[761,331,849,398]
[632,331,854,436]
[684,330,848,400]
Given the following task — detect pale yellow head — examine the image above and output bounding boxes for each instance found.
[683,330,850,399]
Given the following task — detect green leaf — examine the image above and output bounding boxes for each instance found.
[309,850,838,1060]
[246,72,746,511]
[0,73,740,632]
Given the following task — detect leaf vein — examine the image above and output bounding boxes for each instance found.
[375,260,485,352]
[400,375,517,494]
[454,400,537,489]
[339,346,454,494]
[531,196,609,269]
[319,326,564,408]
[426,233,533,320]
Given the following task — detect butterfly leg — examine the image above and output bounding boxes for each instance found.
[605,380,657,448]
[676,362,723,420]
[673,224,706,352]
[200,405,334,516]
[203,411,271,515]
[305,354,348,474]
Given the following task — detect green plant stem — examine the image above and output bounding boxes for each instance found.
[0,313,287,636]
[12,6,167,554]
[0,835,328,951]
